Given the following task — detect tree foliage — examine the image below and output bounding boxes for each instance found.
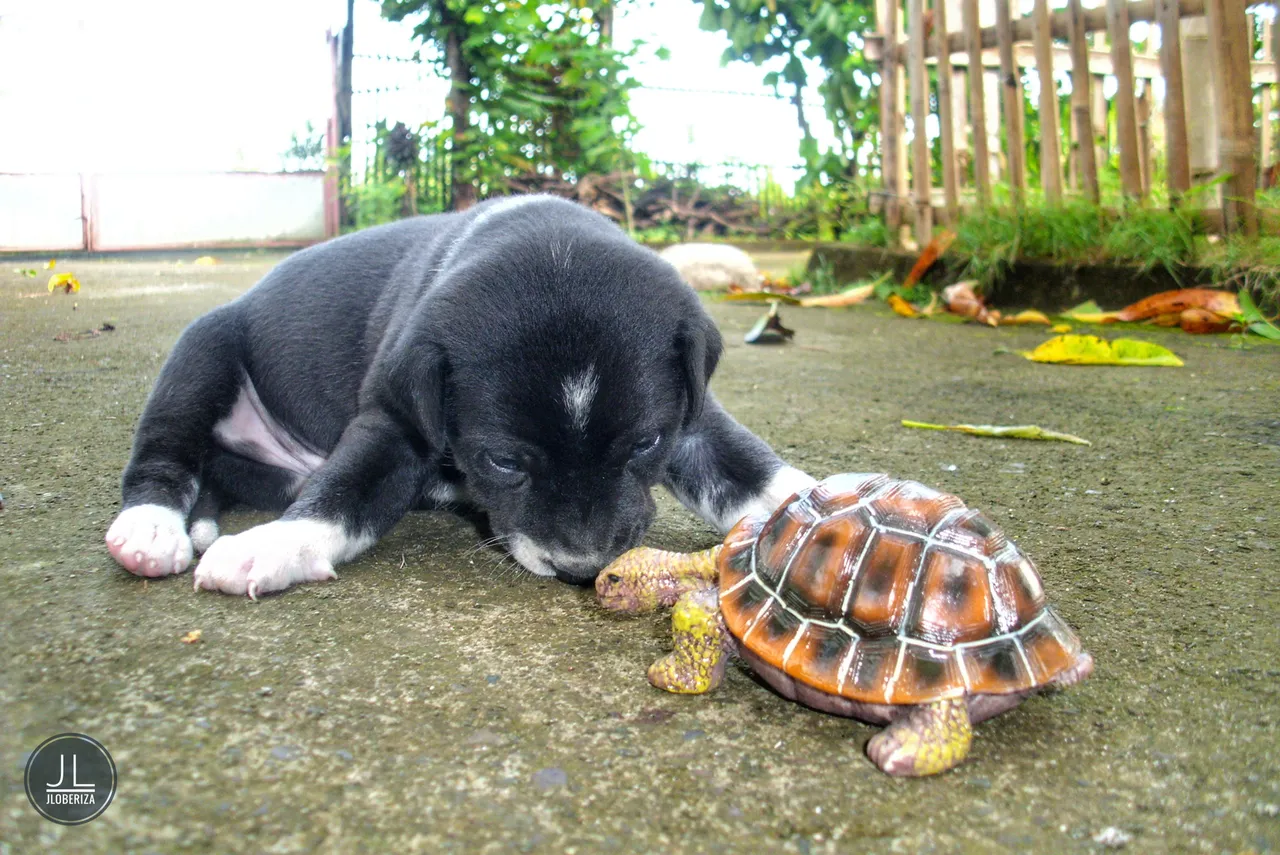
[381,0,644,202]
[696,0,878,182]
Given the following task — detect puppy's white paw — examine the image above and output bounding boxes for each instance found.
[192,519,359,599]
[106,504,194,577]
[188,518,220,554]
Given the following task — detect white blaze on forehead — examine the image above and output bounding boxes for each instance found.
[561,366,599,432]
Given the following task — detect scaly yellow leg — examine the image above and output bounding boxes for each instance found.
[866,698,973,777]
[647,588,725,694]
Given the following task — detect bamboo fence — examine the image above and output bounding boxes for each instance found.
[868,0,1279,242]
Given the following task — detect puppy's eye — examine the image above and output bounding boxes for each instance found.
[482,451,522,474]
[631,434,662,456]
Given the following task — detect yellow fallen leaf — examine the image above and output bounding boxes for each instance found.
[999,309,1052,326]
[1051,323,1072,333]
[798,282,875,308]
[181,629,203,644]
[45,259,56,270]
[193,255,218,266]
[888,294,921,318]
[47,272,80,294]
[1061,299,1122,324]
[902,420,1091,445]
[720,291,803,305]
[1019,334,1183,367]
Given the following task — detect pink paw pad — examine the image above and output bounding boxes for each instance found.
[105,505,193,577]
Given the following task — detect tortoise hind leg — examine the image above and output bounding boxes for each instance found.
[648,588,726,694]
[866,697,973,777]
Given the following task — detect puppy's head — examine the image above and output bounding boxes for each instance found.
[410,240,721,584]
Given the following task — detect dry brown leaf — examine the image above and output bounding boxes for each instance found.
[1176,307,1236,334]
[942,281,999,326]
[797,282,875,308]
[1113,288,1240,322]
[902,229,956,289]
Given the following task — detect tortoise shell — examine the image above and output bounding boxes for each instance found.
[718,473,1086,706]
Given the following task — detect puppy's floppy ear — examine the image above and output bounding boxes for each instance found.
[411,342,451,449]
[378,339,451,450]
[675,312,723,427]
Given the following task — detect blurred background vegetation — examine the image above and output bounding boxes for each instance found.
[307,0,1278,302]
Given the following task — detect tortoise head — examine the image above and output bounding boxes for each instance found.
[595,548,668,613]
[595,546,720,614]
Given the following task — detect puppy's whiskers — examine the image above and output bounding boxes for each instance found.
[463,533,510,560]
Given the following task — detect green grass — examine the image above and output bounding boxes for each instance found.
[1206,234,1280,314]
[1100,203,1199,278]
[946,188,1280,304]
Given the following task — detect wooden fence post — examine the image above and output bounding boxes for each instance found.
[1033,0,1063,201]
[995,0,1026,202]
[909,0,934,239]
[1137,83,1153,195]
[1157,0,1191,197]
[935,0,960,223]
[1260,15,1275,176]
[1091,72,1109,174]
[1067,0,1100,203]
[1204,0,1257,234]
[964,0,991,205]
[1181,17,1219,187]
[878,0,904,244]
[1107,0,1144,199]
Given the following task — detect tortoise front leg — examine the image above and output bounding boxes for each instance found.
[648,588,727,694]
[866,697,973,777]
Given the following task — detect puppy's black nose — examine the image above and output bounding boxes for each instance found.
[550,562,599,587]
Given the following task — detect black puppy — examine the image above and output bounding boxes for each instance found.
[105,196,813,597]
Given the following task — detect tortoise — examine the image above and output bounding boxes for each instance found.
[596,473,1093,777]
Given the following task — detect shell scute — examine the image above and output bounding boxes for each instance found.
[845,639,901,698]
[992,552,1047,632]
[843,531,920,636]
[959,636,1034,694]
[781,513,873,619]
[894,643,966,704]
[865,480,965,534]
[741,599,803,666]
[934,508,1008,554]
[784,623,856,695]
[807,472,891,515]
[720,573,771,632]
[753,495,823,588]
[1021,609,1083,683]
[904,548,995,646]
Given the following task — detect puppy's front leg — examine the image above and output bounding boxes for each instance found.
[664,394,815,533]
[194,409,430,599]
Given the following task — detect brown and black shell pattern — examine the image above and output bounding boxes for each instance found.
[718,473,1087,706]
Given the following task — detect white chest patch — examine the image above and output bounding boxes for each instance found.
[561,367,598,432]
[213,381,327,479]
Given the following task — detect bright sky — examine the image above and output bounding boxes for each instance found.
[0,0,830,184]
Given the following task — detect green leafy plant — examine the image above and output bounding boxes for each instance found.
[696,0,877,186]
[842,217,890,248]
[350,175,407,229]
[382,0,643,206]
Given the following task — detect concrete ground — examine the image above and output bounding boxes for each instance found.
[1,252,1277,854]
